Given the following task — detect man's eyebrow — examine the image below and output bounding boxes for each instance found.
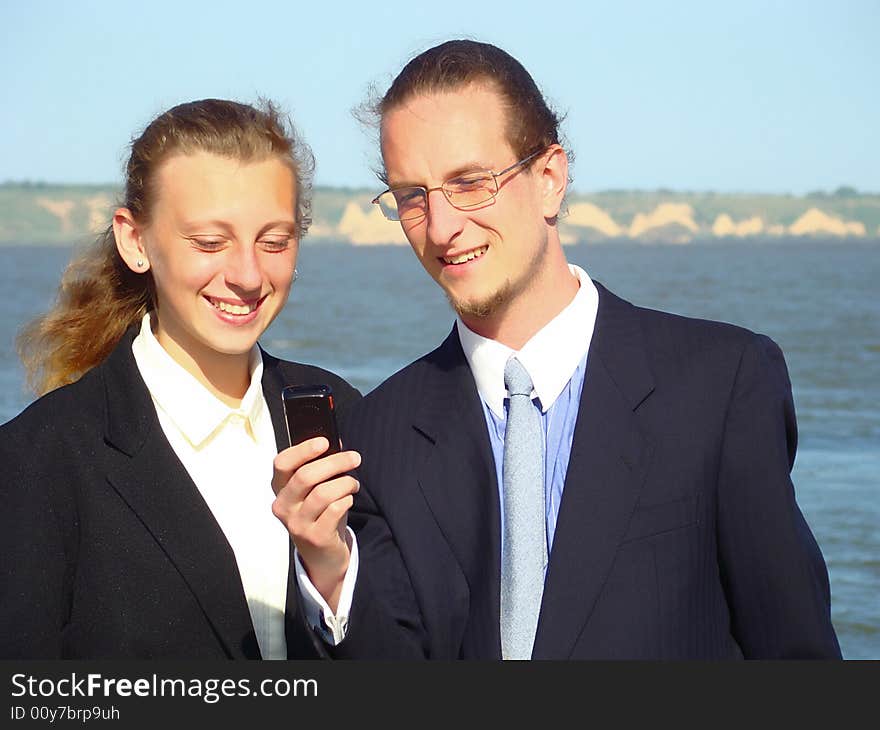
[446,161,493,178]
[383,160,493,189]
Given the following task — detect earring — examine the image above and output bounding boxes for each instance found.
[136,259,144,268]
[293,268,298,282]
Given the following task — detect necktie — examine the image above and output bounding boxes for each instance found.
[500,355,546,660]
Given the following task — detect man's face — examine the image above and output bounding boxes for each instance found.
[380,83,554,322]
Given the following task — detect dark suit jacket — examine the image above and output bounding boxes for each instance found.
[331,283,841,659]
[0,329,359,659]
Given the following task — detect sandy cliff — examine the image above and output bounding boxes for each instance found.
[788,208,866,237]
[6,187,877,245]
[336,202,408,245]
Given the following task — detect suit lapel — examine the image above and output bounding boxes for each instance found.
[533,284,655,659]
[260,351,294,454]
[101,332,260,659]
[413,327,503,658]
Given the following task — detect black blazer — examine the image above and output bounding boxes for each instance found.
[0,329,359,659]
[329,283,841,659]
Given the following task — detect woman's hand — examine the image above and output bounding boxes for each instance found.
[271,438,361,612]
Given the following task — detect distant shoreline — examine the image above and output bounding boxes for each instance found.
[2,183,878,246]
[2,238,878,250]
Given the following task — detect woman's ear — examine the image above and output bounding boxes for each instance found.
[113,208,150,273]
[539,144,569,220]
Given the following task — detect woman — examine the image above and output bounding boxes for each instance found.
[0,99,360,659]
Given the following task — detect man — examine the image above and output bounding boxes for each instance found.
[274,39,841,659]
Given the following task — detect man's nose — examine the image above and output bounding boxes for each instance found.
[424,188,466,245]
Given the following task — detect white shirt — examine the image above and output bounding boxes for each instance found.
[131,313,355,656]
[457,264,599,415]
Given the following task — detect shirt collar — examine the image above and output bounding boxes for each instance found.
[131,312,265,447]
[457,264,598,417]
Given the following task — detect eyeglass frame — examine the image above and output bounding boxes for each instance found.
[371,147,549,223]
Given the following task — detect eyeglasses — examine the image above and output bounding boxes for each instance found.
[372,148,546,223]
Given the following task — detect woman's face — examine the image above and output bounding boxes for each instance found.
[140,151,298,373]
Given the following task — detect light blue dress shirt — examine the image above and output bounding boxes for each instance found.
[481,353,588,559]
[457,264,599,570]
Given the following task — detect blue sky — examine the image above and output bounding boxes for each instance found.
[1,0,877,194]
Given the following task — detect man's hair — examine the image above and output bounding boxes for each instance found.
[375,39,567,163]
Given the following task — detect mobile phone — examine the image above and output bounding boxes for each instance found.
[281,384,341,455]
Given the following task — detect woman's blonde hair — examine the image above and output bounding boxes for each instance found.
[18,98,314,395]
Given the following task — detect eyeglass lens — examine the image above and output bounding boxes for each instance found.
[378,172,498,221]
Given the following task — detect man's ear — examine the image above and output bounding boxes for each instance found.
[112,208,150,273]
[538,144,568,219]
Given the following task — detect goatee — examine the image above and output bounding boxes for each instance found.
[447,279,513,319]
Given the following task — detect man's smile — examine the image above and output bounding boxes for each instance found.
[440,244,489,265]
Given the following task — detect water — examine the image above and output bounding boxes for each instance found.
[2,241,877,659]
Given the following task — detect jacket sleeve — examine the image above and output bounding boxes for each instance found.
[328,473,429,660]
[0,417,74,658]
[716,334,841,658]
